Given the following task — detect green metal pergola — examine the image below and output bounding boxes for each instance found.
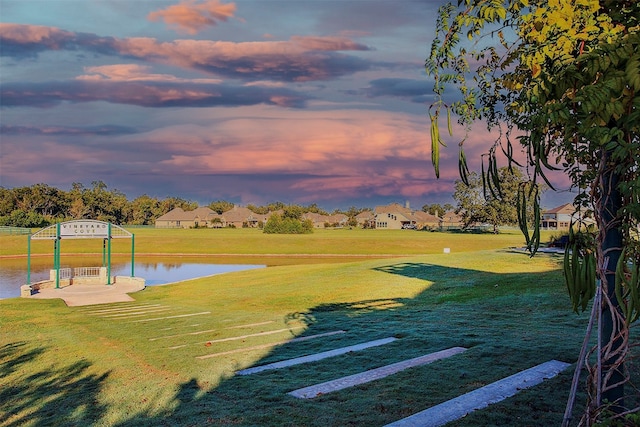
[28,220,135,288]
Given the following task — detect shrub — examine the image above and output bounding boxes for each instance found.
[263,213,313,234]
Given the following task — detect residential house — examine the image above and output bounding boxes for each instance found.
[154,207,215,228]
[374,203,441,230]
[302,212,330,228]
[302,212,349,228]
[441,210,464,228]
[411,210,441,229]
[327,213,349,227]
[218,206,268,228]
[541,203,574,229]
[355,210,375,228]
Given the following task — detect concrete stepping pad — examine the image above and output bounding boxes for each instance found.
[384,359,571,427]
[288,346,467,399]
[238,337,398,376]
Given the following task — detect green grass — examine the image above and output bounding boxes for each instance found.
[2,248,636,426]
[0,227,549,257]
[1,231,637,426]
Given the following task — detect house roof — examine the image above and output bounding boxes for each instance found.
[355,210,374,220]
[410,211,440,223]
[374,203,412,215]
[302,212,328,223]
[442,210,462,222]
[221,206,262,222]
[327,213,348,223]
[155,207,185,221]
[155,207,213,222]
[192,207,214,218]
[543,203,574,215]
[373,203,440,223]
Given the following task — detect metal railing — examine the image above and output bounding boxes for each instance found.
[74,267,101,277]
[59,268,72,279]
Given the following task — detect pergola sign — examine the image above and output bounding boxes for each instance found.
[28,220,135,288]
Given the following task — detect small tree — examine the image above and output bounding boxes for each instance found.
[427,0,639,423]
[263,213,313,234]
[454,167,533,233]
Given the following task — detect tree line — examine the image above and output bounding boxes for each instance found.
[0,181,198,227]
[0,182,371,228]
[1,172,532,229]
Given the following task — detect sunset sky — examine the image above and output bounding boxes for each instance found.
[0,0,573,210]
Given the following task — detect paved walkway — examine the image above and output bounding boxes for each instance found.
[29,282,145,306]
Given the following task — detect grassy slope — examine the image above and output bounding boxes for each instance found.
[1,230,637,426]
[0,227,542,257]
[0,248,616,426]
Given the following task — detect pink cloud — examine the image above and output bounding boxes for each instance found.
[291,36,372,51]
[76,64,222,83]
[148,0,237,34]
[1,24,372,82]
[0,23,72,44]
[122,109,445,198]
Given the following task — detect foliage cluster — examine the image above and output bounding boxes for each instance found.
[0,182,197,227]
[426,0,640,423]
[421,202,454,217]
[263,213,314,234]
[453,166,536,233]
[0,183,374,229]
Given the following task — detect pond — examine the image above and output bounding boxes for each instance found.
[0,254,383,300]
[0,256,265,299]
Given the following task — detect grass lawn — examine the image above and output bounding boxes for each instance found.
[1,231,637,426]
[0,227,546,257]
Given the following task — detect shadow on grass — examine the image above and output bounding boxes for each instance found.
[101,259,601,426]
[0,341,110,427]
[9,257,630,426]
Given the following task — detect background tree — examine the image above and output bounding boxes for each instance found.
[208,200,235,214]
[127,194,162,225]
[306,203,329,215]
[246,204,269,215]
[427,0,639,423]
[158,196,198,215]
[282,204,304,220]
[0,187,16,217]
[422,203,443,217]
[453,167,532,233]
[421,203,453,218]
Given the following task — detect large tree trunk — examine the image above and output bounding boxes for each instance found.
[597,150,625,413]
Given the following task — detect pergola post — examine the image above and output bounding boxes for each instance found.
[55,222,61,289]
[27,233,31,285]
[107,223,112,285]
[131,234,135,278]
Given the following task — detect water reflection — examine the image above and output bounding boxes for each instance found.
[0,256,264,299]
[0,255,382,300]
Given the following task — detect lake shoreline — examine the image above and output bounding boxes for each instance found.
[0,252,408,259]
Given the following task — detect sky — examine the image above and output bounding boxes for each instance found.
[0,0,573,210]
